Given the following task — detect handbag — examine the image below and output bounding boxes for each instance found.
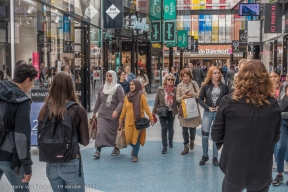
[115,125,127,149]
[181,98,199,119]
[135,118,150,130]
[88,117,97,140]
[157,106,169,117]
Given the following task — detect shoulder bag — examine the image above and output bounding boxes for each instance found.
[157,106,169,117]
[135,118,150,130]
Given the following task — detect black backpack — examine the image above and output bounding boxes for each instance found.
[0,100,9,145]
[38,101,79,163]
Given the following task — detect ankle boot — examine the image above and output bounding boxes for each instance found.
[181,144,189,155]
[169,139,173,148]
[190,140,194,150]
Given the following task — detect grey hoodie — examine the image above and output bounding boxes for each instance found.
[0,80,33,175]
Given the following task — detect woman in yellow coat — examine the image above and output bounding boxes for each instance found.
[119,79,155,162]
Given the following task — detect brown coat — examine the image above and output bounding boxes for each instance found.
[176,81,201,128]
[152,86,178,116]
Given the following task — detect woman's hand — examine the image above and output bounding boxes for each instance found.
[209,107,216,112]
[119,120,123,125]
[92,113,96,117]
[150,119,155,126]
[112,111,118,118]
[142,84,145,88]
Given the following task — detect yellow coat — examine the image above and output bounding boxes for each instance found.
[119,94,153,146]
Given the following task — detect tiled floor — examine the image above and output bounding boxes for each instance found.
[1,93,288,191]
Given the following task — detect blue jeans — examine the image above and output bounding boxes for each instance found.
[0,161,29,192]
[46,158,85,192]
[274,141,288,162]
[277,119,288,173]
[130,131,142,157]
[201,110,218,158]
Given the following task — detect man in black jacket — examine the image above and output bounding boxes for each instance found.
[0,63,38,191]
[192,61,205,88]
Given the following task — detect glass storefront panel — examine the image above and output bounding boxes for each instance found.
[219,15,225,43]
[205,15,212,43]
[0,0,10,80]
[212,15,218,43]
[198,15,205,43]
[226,15,231,43]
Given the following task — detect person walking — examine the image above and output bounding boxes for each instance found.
[119,80,154,162]
[93,70,125,159]
[152,73,178,154]
[171,66,180,87]
[225,64,236,91]
[176,68,201,155]
[124,66,135,83]
[192,61,205,88]
[38,72,89,192]
[212,60,281,192]
[269,70,288,172]
[136,67,149,95]
[222,64,228,81]
[0,70,4,81]
[117,70,130,95]
[0,63,38,191]
[198,66,229,166]
[272,81,288,186]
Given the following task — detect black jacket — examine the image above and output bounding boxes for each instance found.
[0,80,33,175]
[198,82,229,109]
[192,67,205,84]
[212,95,281,191]
[118,80,130,95]
[278,82,288,119]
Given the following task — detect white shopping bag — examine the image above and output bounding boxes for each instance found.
[183,98,199,119]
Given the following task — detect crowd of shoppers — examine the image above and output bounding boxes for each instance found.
[2,59,288,192]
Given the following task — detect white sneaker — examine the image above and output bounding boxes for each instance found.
[284,162,288,174]
[272,162,277,171]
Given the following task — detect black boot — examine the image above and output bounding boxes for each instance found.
[199,156,209,165]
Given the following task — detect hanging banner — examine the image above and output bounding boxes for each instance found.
[192,39,198,52]
[164,21,176,43]
[166,42,176,47]
[149,0,162,20]
[285,11,288,32]
[103,0,123,29]
[163,0,177,20]
[232,40,239,52]
[187,36,193,50]
[150,21,161,42]
[264,4,282,33]
[239,30,247,52]
[177,30,188,48]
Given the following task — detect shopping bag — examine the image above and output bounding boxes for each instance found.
[115,125,127,149]
[89,117,97,140]
[181,98,199,119]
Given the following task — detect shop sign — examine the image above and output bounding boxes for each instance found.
[85,5,98,19]
[149,0,162,20]
[239,30,247,43]
[247,21,260,42]
[232,40,239,52]
[198,49,229,55]
[91,46,101,56]
[166,42,176,47]
[177,30,188,48]
[150,21,161,42]
[103,0,123,29]
[64,41,74,53]
[93,70,101,80]
[264,4,282,33]
[164,21,176,42]
[163,0,177,20]
[152,43,162,48]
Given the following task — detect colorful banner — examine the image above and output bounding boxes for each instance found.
[177,30,188,47]
[149,0,162,20]
[164,21,176,43]
[32,52,40,79]
[164,0,177,20]
[150,21,162,42]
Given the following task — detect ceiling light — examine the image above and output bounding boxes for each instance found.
[27,5,36,14]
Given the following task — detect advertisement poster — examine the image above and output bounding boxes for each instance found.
[93,70,101,80]
[30,102,44,146]
[32,52,40,79]
[264,4,282,33]
[154,70,160,80]
[162,70,168,77]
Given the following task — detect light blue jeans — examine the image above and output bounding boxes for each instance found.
[46,158,85,192]
[0,161,29,192]
[274,141,288,162]
[130,130,142,157]
[201,110,218,158]
[277,120,288,173]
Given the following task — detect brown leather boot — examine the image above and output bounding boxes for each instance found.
[190,140,194,150]
[181,144,189,155]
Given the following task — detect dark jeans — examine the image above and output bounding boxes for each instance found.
[182,127,196,145]
[222,176,269,192]
[130,130,142,157]
[159,111,175,148]
[277,119,288,173]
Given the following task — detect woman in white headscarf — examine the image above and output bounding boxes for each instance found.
[93,70,125,159]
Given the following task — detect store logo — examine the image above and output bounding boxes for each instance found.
[232,41,239,48]
[152,24,158,40]
[106,4,120,19]
[91,47,101,55]
[85,5,98,19]
[178,34,186,44]
[169,2,174,16]
[240,33,247,42]
[166,23,173,39]
[165,5,169,13]
[151,0,161,16]
[39,35,44,43]
[199,49,229,55]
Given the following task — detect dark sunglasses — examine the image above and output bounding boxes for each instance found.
[213,72,220,74]
[167,78,174,81]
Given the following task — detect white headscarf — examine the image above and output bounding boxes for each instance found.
[103,70,120,107]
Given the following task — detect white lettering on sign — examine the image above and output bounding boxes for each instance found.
[198,49,229,55]
[106,4,120,19]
